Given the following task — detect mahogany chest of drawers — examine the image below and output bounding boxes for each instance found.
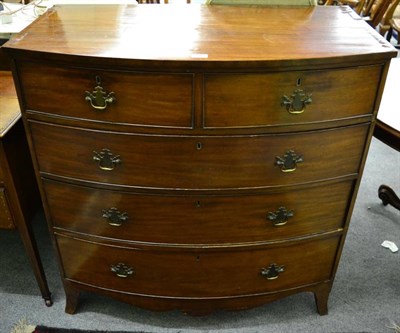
[4,4,396,315]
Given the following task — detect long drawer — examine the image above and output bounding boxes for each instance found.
[44,179,353,244]
[30,121,369,189]
[57,234,340,298]
[17,62,194,128]
[204,66,381,128]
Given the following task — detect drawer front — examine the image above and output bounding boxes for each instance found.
[204,66,381,128]
[18,62,194,128]
[31,121,368,189]
[45,179,353,244]
[57,235,339,297]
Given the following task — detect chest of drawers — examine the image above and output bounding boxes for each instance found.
[4,4,396,315]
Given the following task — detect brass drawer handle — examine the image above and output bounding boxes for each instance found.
[261,263,285,280]
[85,76,116,110]
[102,208,129,227]
[93,148,121,171]
[267,207,294,226]
[110,263,134,278]
[275,150,303,173]
[281,88,312,114]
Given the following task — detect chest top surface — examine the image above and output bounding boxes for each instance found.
[3,4,396,69]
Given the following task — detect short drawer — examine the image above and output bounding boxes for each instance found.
[57,234,340,298]
[18,62,194,128]
[44,179,353,244]
[30,121,369,189]
[204,66,381,128]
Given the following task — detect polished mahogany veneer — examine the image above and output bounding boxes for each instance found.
[4,4,396,315]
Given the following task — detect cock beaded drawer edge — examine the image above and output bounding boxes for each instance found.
[3,4,396,315]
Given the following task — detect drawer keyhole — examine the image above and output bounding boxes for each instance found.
[196,142,203,150]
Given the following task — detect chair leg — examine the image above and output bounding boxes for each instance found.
[378,185,400,211]
[390,27,400,49]
[386,28,393,41]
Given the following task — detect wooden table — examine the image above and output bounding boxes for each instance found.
[374,57,400,210]
[0,70,52,306]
